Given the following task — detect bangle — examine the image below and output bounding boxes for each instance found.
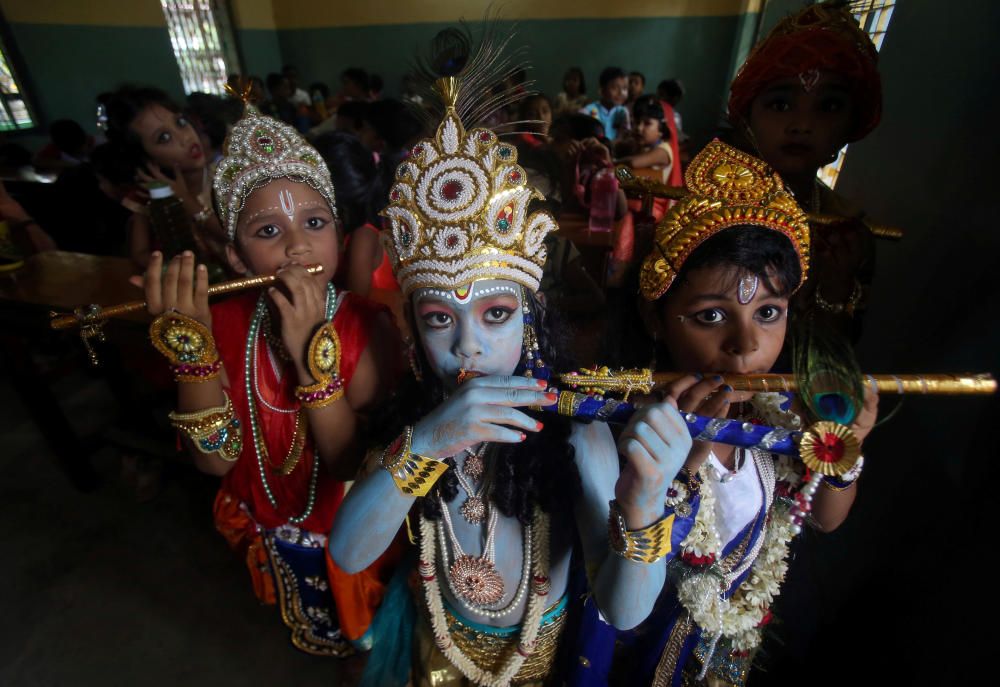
[150,312,220,382]
[295,377,344,408]
[380,425,449,497]
[822,454,864,491]
[168,395,242,462]
[815,279,863,316]
[608,499,675,564]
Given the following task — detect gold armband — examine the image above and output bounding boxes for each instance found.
[149,312,221,383]
[608,500,675,564]
[293,322,345,408]
[380,425,449,497]
[168,395,242,462]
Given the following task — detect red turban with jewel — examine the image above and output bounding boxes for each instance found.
[728,2,882,143]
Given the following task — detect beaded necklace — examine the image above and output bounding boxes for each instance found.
[419,506,551,686]
[242,282,337,524]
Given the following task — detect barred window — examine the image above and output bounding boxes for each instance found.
[0,39,36,131]
[160,0,239,96]
[817,0,897,188]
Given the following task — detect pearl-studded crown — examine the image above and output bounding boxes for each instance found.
[213,105,337,240]
[381,104,557,296]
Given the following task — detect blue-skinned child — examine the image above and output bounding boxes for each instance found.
[328,45,692,685]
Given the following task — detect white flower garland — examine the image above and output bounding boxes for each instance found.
[418,506,551,687]
[676,394,805,654]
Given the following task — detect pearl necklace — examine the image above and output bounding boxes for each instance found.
[437,501,533,620]
[419,506,551,687]
[252,330,296,414]
[242,283,337,524]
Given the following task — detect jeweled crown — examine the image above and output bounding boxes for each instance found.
[381,107,557,296]
[640,140,811,300]
[213,105,337,240]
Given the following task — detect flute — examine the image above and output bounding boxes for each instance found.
[556,367,997,397]
[614,166,904,241]
[49,265,324,366]
[49,265,324,330]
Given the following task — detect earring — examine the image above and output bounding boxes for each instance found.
[406,338,423,382]
[521,288,545,377]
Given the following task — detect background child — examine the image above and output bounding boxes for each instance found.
[580,67,630,140]
[554,66,587,115]
[104,85,225,269]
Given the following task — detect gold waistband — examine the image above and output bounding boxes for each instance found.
[414,598,568,686]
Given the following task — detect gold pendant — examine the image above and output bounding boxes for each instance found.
[448,554,505,607]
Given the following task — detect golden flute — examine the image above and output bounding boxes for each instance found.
[556,368,996,397]
[49,265,324,330]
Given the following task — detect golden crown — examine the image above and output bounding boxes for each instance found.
[381,105,557,296]
[213,106,337,241]
[640,140,811,300]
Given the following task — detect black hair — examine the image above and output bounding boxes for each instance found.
[629,70,646,84]
[49,119,87,154]
[563,66,586,95]
[369,73,384,94]
[372,290,581,524]
[266,72,288,93]
[186,93,240,150]
[657,78,685,104]
[672,225,800,298]
[336,100,369,130]
[632,94,669,140]
[341,68,369,91]
[599,66,626,89]
[311,131,380,232]
[518,93,551,119]
[365,99,426,210]
[104,84,182,167]
[90,142,136,186]
[550,113,604,142]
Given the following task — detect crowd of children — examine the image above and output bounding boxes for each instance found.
[1,3,918,685]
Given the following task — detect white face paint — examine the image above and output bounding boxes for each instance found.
[278,187,295,223]
[412,279,525,390]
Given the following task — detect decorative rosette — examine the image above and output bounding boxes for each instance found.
[381,109,557,296]
[797,421,860,476]
[639,140,811,301]
[149,312,217,366]
[307,322,341,382]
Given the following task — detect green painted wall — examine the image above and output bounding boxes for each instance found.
[237,27,283,79]
[5,22,184,138]
[276,15,749,145]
